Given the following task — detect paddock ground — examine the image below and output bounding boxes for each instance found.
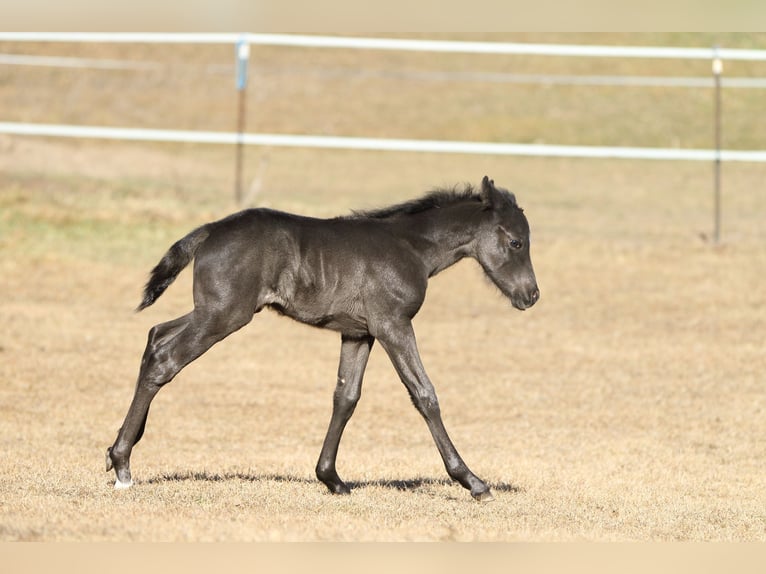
[1,36,765,540]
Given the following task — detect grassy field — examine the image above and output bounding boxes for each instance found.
[1,34,765,541]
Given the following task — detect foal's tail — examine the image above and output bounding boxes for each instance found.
[136,225,210,311]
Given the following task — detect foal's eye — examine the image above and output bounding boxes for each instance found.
[509,239,523,250]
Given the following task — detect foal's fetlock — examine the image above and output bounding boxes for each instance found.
[105,447,114,472]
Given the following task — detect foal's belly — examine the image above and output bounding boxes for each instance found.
[266,302,370,337]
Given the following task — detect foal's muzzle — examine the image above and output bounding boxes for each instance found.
[513,286,540,310]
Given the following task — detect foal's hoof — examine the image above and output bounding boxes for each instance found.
[472,488,495,502]
[317,467,352,495]
[327,482,351,496]
[114,478,133,490]
[105,447,114,472]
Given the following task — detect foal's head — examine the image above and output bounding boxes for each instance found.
[474,176,539,310]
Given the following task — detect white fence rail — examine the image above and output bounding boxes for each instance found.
[2,122,766,163]
[2,32,766,61]
[1,33,765,163]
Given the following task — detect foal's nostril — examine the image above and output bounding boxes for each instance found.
[530,288,540,304]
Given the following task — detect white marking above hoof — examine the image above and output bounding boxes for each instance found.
[114,478,133,490]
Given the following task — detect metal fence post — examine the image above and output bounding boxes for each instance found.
[234,36,250,205]
[712,45,723,244]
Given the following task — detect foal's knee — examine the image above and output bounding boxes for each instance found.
[409,387,441,420]
[333,379,361,416]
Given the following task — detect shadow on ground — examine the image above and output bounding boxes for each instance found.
[143,469,522,495]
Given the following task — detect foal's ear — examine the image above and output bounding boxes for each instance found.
[480,175,498,207]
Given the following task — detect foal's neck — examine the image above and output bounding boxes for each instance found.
[396,203,482,277]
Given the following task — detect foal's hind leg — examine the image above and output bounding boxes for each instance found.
[106,313,191,487]
[316,335,374,494]
[106,307,252,488]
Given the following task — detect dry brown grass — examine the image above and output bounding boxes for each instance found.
[1,35,765,541]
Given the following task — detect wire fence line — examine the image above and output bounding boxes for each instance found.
[4,52,766,88]
[0,53,162,71]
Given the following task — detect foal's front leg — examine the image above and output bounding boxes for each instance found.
[316,334,374,495]
[376,320,494,501]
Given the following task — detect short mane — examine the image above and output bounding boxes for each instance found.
[348,185,480,220]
